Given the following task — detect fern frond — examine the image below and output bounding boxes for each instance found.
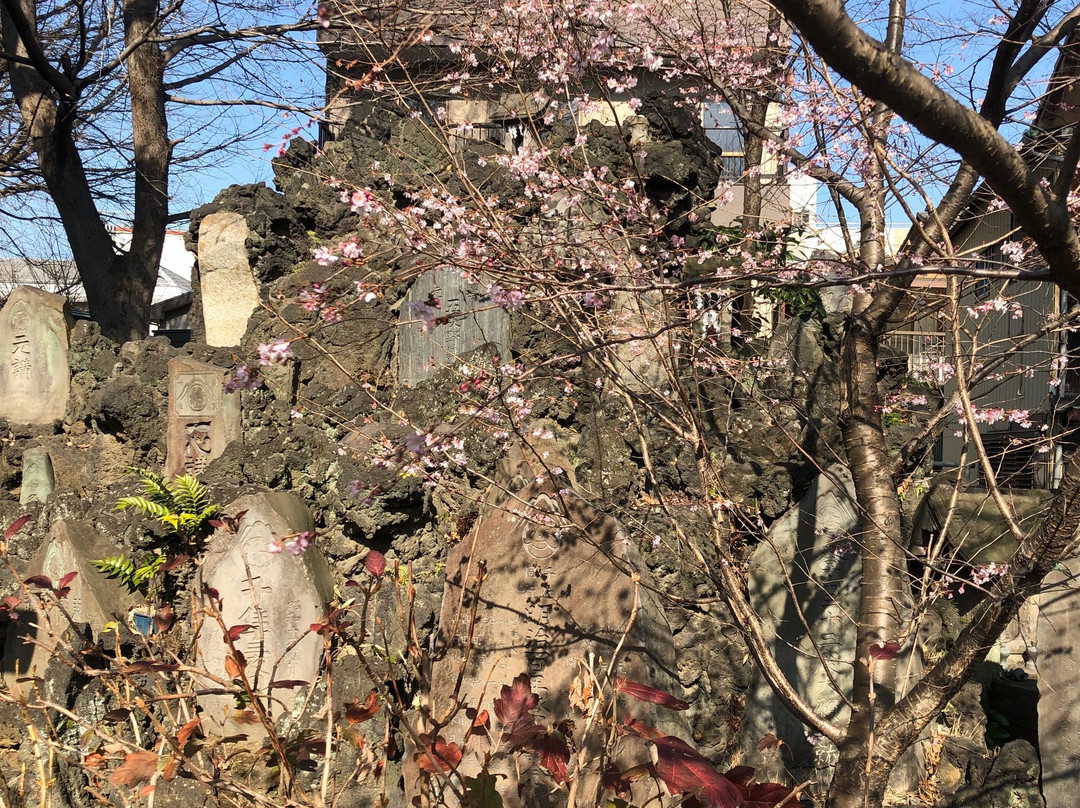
[115,497,173,521]
[128,468,177,510]
[91,555,137,584]
[117,468,219,545]
[92,553,165,592]
[131,554,166,587]
[172,475,209,515]
[195,504,220,522]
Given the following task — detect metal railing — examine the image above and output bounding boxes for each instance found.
[881,330,947,376]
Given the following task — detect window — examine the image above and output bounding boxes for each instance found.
[703,102,744,177]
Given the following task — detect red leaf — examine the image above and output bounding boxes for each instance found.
[225,651,246,679]
[161,555,189,573]
[724,766,755,787]
[176,717,201,749]
[57,571,77,589]
[110,750,159,788]
[616,677,690,710]
[757,734,782,752]
[161,757,178,783]
[227,624,254,641]
[652,736,742,808]
[533,731,570,784]
[232,708,260,725]
[23,575,52,590]
[1,595,19,612]
[345,690,379,725]
[103,708,131,723]
[869,642,901,661]
[464,708,491,743]
[414,734,462,773]
[4,515,30,541]
[269,679,309,689]
[746,782,797,808]
[621,715,663,740]
[154,606,175,633]
[602,767,630,797]
[493,673,541,746]
[54,586,71,600]
[364,550,386,578]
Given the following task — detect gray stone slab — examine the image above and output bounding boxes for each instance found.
[19,447,54,505]
[398,268,508,386]
[0,286,72,424]
[198,212,260,347]
[741,466,861,787]
[1037,563,1080,808]
[608,288,671,393]
[165,357,241,477]
[197,492,333,739]
[3,520,140,695]
[411,437,685,807]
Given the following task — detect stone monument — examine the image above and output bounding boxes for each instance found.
[19,447,55,505]
[608,288,671,393]
[0,286,73,424]
[197,492,333,739]
[398,268,509,386]
[1037,563,1080,808]
[165,357,241,477]
[741,466,862,787]
[197,211,261,347]
[410,436,685,807]
[3,521,140,694]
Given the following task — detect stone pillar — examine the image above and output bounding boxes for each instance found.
[19,447,55,505]
[410,437,685,807]
[2,521,140,695]
[196,492,333,740]
[1038,562,1080,808]
[0,287,73,424]
[398,268,509,386]
[165,358,241,478]
[742,467,862,788]
[197,212,260,347]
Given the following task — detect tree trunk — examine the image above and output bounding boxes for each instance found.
[0,0,163,341]
[111,0,169,341]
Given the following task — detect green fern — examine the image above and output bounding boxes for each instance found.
[115,468,219,546]
[91,553,166,593]
[171,475,210,515]
[115,496,173,521]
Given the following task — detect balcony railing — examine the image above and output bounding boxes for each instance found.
[881,330,947,378]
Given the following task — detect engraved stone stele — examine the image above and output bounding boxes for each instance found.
[197,492,333,740]
[741,466,862,790]
[0,286,73,424]
[2,520,140,695]
[19,447,55,505]
[607,287,671,393]
[1037,563,1080,808]
[198,211,260,347]
[408,436,686,808]
[165,357,241,478]
[398,268,509,386]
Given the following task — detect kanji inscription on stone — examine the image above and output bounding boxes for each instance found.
[0,287,73,424]
[398,268,509,386]
[196,492,333,740]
